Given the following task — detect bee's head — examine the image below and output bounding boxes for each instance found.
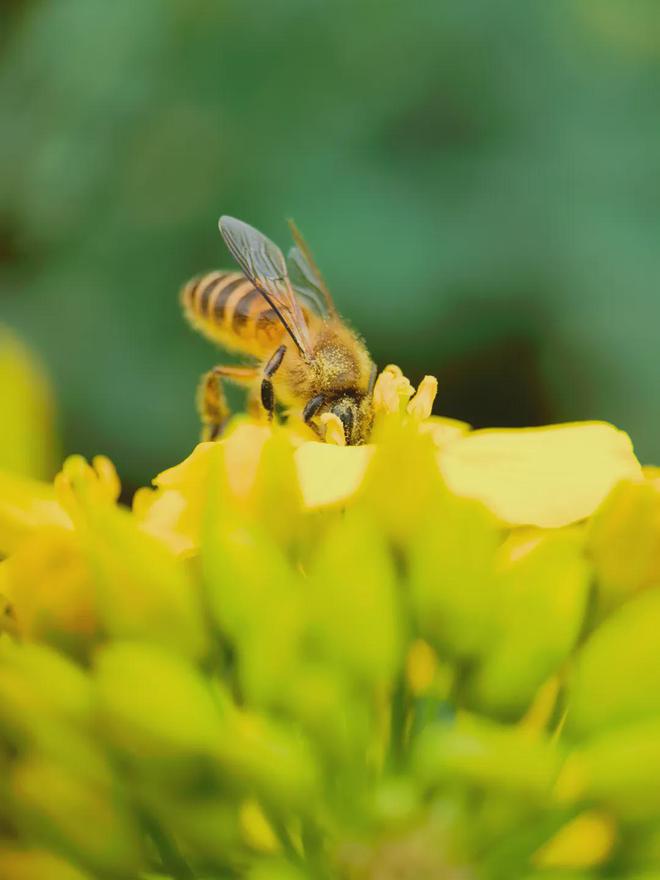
[329,392,374,446]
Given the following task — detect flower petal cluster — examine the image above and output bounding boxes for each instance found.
[0,361,658,880]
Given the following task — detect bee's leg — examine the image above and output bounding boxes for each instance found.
[367,362,378,396]
[260,344,286,420]
[198,365,258,440]
[302,394,325,438]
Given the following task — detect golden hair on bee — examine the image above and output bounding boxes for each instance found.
[180,216,377,444]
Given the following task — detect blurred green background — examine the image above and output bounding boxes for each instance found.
[1,0,659,487]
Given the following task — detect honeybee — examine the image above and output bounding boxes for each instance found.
[181,216,377,445]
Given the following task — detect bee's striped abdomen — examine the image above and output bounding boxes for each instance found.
[181,270,285,355]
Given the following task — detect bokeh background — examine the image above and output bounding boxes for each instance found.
[1,0,659,488]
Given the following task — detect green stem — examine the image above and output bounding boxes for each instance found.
[389,674,409,767]
[144,816,197,880]
[268,813,303,864]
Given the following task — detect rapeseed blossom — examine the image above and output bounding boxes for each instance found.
[1,337,659,879]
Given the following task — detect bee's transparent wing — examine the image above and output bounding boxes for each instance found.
[287,245,330,318]
[287,219,337,318]
[219,215,312,357]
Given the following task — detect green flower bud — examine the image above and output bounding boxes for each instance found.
[215,709,320,812]
[203,515,304,707]
[568,588,660,736]
[94,642,225,762]
[11,756,143,875]
[409,492,501,660]
[575,719,660,820]
[0,641,92,752]
[145,793,242,865]
[469,529,590,718]
[413,714,562,801]
[308,511,402,690]
[82,502,208,659]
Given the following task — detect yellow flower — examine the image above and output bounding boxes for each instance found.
[365,369,640,529]
[1,345,659,880]
[137,366,642,553]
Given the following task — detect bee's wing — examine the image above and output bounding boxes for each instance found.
[287,219,337,318]
[287,245,329,318]
[218,215,313,358]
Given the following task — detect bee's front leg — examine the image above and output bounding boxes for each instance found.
[302,394,325,438]
[260,344,286,420]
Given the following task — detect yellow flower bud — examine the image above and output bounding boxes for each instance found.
[0,470,71,557]
[0,849,91,880]
[54,455,120,524]
[0,328,58,481]
[5,527,98,652]
[533,810,616,869]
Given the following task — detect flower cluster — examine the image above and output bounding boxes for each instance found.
[1,353,659,880]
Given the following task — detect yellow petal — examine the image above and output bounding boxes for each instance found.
[153,440,216,490]
[420,415,470,449]
[439,422,642,528]
[156,423,272,501]
[223,423,273,497]
[295,442,374,509]
[0,469,71,556]
[143,423,275,555]
[133,486,196,557]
